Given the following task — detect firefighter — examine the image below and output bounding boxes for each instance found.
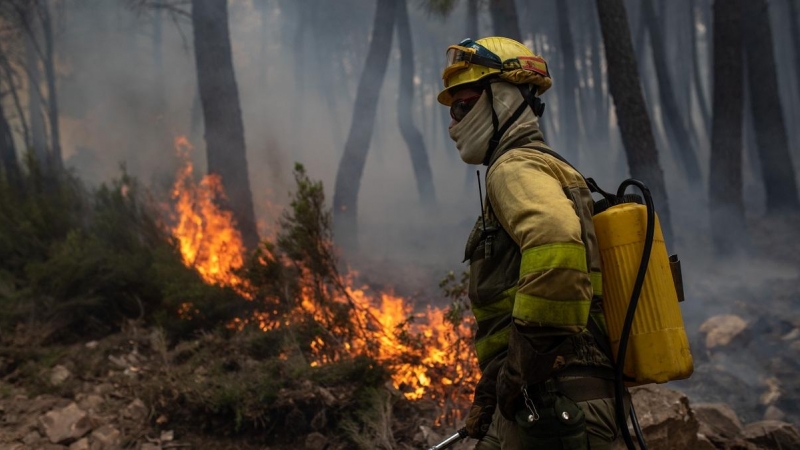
[439,37,623,449]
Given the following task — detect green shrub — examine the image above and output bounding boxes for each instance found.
[0,163,253,342]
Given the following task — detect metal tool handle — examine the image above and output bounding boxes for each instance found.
[427,427,468,450]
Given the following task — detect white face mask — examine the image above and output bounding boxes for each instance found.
[448,83,540,165]
[448,92,495,165]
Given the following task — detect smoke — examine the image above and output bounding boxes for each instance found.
[41,1,799,300]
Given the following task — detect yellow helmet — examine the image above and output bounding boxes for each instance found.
[437,36,552,106]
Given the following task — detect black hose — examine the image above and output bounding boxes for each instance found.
[613,179,655,450]
[630,404,648,449]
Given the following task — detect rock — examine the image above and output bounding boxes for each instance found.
[90,424,121,450]
[781,328,800,341]
[76,394,104,413]
[50,365,71,386]
[69,438,90,450]
[140,444,159,450]
[760,377,782,406]
[316,387,336,406]
[742,420,800,449]
[38,402,92,444]
[763,405,786,421]
[92,384,113,396]
[626,385,699,450]
[699,315,750,350]
[0,444,25,450]
[693,403,743,444]
[23,430,42,444]
[108,355,128,369]
[159,430,174,442]
[310,409,327,430]
[27,395,61,414]
[695,434,716,450]
[725,439,760,450]
[123,398,147,422]
[305,432,328,450]
[85,341,98,349]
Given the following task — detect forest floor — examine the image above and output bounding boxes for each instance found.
[1,214,800,450]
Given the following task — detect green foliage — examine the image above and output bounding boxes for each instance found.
[0,162,250,342]
[422,0,461,17]
[277,163,337,282]
[439,270,471,328]
[309,355,389,388]
[340,388,397,450]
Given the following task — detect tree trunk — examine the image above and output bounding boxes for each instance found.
[396,0,436,207]
[790,0,800,88]
[153,8,167,123]
[555,0,581,163]
[709,0,747,254]
[595,0,674,243]
[333,0,397,249]
[0,96,21,190]
[788,0,800,142]
[642,0,702,186]
[690,0,711,135]
[190,87,203,143]
[191,0,260,249]
[489,0,522,41]
[41,2,62,172]
[590,3,608,143]
[0,49,29,156]
[744,0,800,213]
[742,66,762,189]
[24,15,47,165]
[467,0,479,38]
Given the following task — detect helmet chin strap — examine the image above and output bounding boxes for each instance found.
[481,83,546,166]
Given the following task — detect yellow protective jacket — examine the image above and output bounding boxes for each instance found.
[487,143,603,336]
[465,135,613,412]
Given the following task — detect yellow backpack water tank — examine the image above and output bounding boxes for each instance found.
[593,201,693,384]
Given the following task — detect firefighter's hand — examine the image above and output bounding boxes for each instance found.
[465,403,494,439]
[496,364,524,421]
[497,323,563,421]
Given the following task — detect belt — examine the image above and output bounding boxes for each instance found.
[554,376,616,402]
[552,365,616,402]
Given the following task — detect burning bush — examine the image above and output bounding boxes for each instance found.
[0,157,251,344]
[0,142,480,447]
[164,154,480,439]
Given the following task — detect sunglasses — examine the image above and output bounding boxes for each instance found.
[450,94,482,122]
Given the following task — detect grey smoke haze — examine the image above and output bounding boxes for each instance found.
[38,0,800,278]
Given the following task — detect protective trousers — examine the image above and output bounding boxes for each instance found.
[474,383,622,450]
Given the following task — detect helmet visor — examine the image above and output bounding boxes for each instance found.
[442,43,504,85]
[442,46,475,83]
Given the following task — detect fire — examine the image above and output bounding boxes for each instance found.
[170,136,248,290]
[167,136,480,423]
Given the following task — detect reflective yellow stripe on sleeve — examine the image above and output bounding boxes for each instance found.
[471,287,517,323]
[474,324,511,364]
[512,293,591,327]
[519,242,588,276]
[590,271,603,296]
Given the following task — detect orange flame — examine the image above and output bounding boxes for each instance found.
[167,136,480,423]
[170,136,248,291]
